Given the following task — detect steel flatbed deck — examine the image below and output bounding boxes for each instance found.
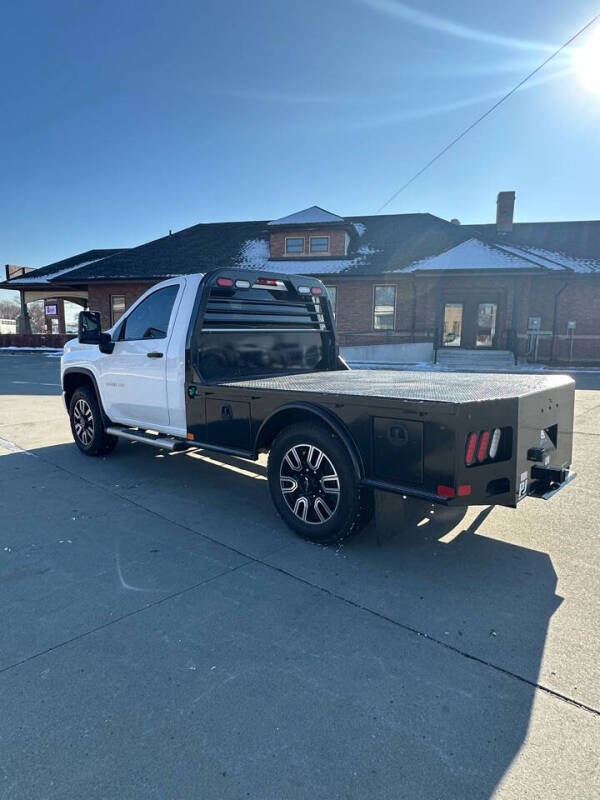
[220,369,574,404]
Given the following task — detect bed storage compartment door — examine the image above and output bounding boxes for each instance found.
[373,417,424,484]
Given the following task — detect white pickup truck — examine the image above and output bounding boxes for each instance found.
[62,268,575,543]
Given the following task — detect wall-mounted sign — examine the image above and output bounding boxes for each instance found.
[527,316,541,331]
[567,320,576,330]
[44,303,58,316]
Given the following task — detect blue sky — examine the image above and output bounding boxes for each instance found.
[1,0,600,281]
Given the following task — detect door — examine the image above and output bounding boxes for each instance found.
[442,298,499,348]
[442,303,463,347]
[99,283,181,428]
[474,302,498,347]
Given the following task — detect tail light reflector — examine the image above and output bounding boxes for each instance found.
[477,430,491,462]
[489,428,501,459]
[465,432,478,465]
[437,485,455,498]
[311,286,323,295]
[216,277,234,287]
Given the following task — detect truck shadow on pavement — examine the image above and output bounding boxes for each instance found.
[0,440,563,799]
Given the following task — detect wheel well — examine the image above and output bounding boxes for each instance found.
[255,406,363,478]
[63,372,97,411]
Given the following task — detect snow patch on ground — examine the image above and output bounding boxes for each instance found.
[0,346,63,352]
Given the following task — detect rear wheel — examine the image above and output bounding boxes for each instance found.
[69,386,118,457]
[267,422,372,544]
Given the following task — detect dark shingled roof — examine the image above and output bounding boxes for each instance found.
[0,249,125,289]
[467,221,600,262]
[54,213,475,283]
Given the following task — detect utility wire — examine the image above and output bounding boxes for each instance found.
[376,11,600,213]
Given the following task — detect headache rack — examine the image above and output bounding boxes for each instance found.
[203,289,326,331]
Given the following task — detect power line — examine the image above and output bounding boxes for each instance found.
[376,11,600,213]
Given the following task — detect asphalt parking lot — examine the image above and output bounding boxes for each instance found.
[0,351,598,799]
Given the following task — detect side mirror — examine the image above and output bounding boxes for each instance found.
[78,310,102,344]
[78,311,115,353]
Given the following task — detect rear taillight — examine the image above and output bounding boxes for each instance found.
[477,430,490,463]
[465,428,502,466]
[465,432,478,465]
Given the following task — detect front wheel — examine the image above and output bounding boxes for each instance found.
[267,422,372,544]
[69,386,118,457]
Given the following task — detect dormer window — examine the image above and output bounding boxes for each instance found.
[285,237,305,254]
[310,236,329,254]
[269,206,350,259]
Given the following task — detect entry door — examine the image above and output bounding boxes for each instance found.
[442,303,463,347]
[99,284,181,428]
[473,302,498,348]
[442,299,499,348]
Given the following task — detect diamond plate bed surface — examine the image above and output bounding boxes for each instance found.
[220,370,573,403]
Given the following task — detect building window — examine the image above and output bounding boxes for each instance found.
[310,236,329,253]
[373,285,396,330]
[111,295,126,326]
[285,237,305,254]
[326,286,337,317]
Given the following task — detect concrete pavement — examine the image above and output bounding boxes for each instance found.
[0,352,598,799]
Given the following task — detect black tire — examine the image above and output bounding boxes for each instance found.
[69,386,118,457]
[267,422,373,544]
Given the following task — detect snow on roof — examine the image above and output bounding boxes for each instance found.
[257,259,355,276]
[236,239,271,269]
[14,259,103,284]
[400,238,564,273]
[267,205,345,226]
[234,237,373,275]
[499,244,600,274]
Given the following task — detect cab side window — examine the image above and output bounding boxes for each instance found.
[120,285,179,341]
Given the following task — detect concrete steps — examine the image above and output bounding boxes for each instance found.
[435,349,517,371]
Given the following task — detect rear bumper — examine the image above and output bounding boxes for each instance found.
[526,467,576,500]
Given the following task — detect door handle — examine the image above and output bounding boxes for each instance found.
[147,351,163,358]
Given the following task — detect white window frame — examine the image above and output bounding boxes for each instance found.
[285,236,305,255]
[110,294,126,327]
[310,235,330,254]
[373,284,396,331]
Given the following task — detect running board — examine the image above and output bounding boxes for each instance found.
[105,426,189,452]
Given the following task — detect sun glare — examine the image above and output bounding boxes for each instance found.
[573,31,600,94]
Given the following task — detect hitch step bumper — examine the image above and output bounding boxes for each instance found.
[528,466,576,500]
[106,426,189,452]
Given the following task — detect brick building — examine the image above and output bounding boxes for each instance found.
[3,194,600,364]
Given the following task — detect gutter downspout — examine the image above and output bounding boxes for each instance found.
[550,280,568,364]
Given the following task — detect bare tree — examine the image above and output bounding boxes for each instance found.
[0,300,20,319]
[27,302,47,333]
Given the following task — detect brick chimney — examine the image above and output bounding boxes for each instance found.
[496,191,515,234]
